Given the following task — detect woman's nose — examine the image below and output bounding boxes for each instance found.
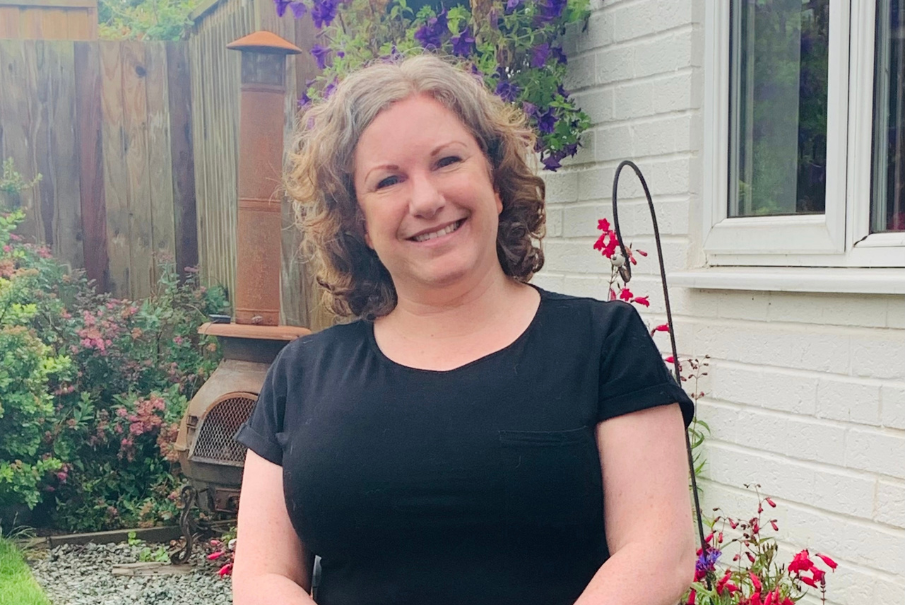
[408,172,444,218]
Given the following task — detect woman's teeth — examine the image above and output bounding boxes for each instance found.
[412,220,463,242]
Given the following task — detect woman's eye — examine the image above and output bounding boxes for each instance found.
[376,175,399,189]
[437,156,461,168]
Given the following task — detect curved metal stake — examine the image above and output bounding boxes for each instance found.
[170,485,198,565]
[610,160,710,575]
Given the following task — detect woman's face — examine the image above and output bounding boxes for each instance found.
[352,94,504,294]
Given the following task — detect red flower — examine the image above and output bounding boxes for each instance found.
[218,563,233,577]
[765,497,776,508]
[632,296,650,307]
[789,549,813,574]
[207,551,223,560]
[686,589,695,604]
[664,355,675,363]
[800,575,818,588]
[770,519,779,531]
[597,218,611,232]
[816,553,837,570]
[653,323,670,332]
[749,572,763,592]
[704,532,713,544]
[619,288,634,301]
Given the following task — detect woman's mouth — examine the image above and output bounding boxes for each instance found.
[410,219,465,242]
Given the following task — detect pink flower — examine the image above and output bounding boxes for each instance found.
[653,323,670,332]
[207,551,224,560]
[619,288,634,302]
[218,563,233,577]
[816,553,837,570]
[632,296,650,307]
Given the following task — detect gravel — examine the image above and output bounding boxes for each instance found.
[28,542,233,605]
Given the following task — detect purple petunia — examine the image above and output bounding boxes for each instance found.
[414,9,448,50]
[322,77,338,99]
[495,80,521,102]
[536,108,557,134]
[536,0,568,24]
[541,152,563,171]
[310,44,330,69]
[551,45,567,65]
[531,43,550,68]
[298,92,311,109]
[505,0,523,13]
[522,101,537,117]
[289,1,306,18]
[311,0,339,28]
[450,26,475,57]
[274,0,292,17]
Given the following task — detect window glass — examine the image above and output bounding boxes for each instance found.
[728,0,830,217]
[872,0,905,232]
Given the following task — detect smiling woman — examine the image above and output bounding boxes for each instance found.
[231,54,695,605]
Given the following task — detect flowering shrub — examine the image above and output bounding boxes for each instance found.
[686,486,836,605]
[278,0,591,171]
[0,209,228,531]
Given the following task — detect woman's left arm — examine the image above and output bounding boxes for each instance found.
[575,402,695,605]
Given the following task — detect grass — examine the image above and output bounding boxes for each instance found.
[0,536,51,605]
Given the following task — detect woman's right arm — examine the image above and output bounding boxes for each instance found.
[232,450,317,604]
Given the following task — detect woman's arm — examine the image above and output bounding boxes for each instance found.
[232,450,318,605]
[574,403,695,605]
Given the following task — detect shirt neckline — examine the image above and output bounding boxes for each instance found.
[365,284,547,375]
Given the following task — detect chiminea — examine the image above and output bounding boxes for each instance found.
[171,31,306,563]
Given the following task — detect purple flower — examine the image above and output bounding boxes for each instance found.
[505,0,523,13]
[537,0,568,24]
[323,77,338,99]
[551,45,567,65]
[298,92,311,109]
[310,44,330,69]
[541,152,563,171]
[414,9,448,50]
[450,27,475,57]
[495,80,521,102]
[531,43,550,68]
[536,108,557,134]
[289,1,306,18]
[695,549,721,576]
[522,101,537,116]
[274,0,292,17]
[311,0,339,29]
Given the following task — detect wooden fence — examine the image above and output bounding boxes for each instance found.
[0,39,196,300]
[0,0,99,41]
[0,0,330,328]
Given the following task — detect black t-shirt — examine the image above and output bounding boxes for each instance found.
[236,288,694,605]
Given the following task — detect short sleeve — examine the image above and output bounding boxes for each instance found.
[596,301,694,427]
[234,345,292,466]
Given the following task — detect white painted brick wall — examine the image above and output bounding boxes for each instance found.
[540,0,905,601]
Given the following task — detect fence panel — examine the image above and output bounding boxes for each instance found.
[0,38,196,300]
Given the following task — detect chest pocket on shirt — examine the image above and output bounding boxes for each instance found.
[498,427,602,530]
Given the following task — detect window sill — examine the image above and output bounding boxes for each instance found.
[669,267,905,295]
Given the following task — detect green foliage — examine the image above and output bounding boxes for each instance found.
[282,0,591,171]
[0,158,41,212]
[98,0,202,41]
[0,210,228,531]
[0,537,51,605]
[127,530,171,562]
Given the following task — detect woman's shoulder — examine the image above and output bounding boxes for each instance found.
[536,286,639,322]
[271,319,370,368]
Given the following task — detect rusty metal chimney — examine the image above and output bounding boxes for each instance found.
[227,31,302,326]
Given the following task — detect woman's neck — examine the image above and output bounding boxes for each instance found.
[378,270,535,345]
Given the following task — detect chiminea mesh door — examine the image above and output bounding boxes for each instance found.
[190,392,257,466]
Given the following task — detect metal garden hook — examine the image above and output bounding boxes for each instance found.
[610,160,710,571]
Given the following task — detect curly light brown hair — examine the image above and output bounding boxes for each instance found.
[286,54,546,319]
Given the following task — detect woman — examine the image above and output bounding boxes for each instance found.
[233,54,695,605]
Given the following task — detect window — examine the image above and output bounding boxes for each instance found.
[703,0,905,268]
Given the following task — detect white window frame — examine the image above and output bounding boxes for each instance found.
[702,0,905,268]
